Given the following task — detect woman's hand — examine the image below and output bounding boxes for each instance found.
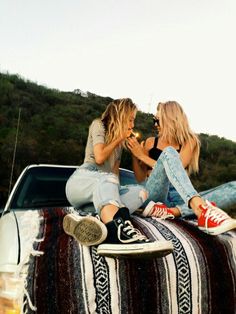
[126,137,145,158]
[127,136,156,171]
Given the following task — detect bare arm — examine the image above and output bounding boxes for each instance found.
[128,136,197,181]
[127,137,156,182]
[93,138,123,165]
[93,125,132,165]
[131,147,148,182]
[113,160,120,176]
[179,139,196,168]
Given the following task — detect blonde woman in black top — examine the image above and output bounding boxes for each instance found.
[127,101,236,235]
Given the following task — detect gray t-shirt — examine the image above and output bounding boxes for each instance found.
[84,119,122,172]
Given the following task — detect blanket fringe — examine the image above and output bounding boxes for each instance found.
[15,210,44,313]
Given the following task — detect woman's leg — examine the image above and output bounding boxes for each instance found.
[199,181,236,209]
[65,168,100,208]
[144,146,200,208]
[93,174,148,222]
[119,184,148,214]
[65,168,173,256]
[93,174,147,214]
[66,168,148,220]
[142,147,236,234]
[169,181,236,218]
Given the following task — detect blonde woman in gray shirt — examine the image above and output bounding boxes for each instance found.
[63,98,173,258]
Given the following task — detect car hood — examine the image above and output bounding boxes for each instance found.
[0,210,41,273]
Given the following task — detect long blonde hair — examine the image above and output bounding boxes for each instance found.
[157,101,200,174]
[101,98,137,145]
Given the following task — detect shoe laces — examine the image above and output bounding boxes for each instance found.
[117,220,148,244]
[202,200,229,228]
[151,203,174,219]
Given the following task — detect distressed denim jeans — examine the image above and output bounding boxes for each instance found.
[143,146,200,210]
[143,146,236,218]
[168,181,236,217]
[66,163,147,214]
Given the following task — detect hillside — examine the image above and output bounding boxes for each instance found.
[0,72,236,213]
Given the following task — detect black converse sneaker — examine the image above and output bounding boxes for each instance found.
[97,208,174,258]
[63,213,107,246]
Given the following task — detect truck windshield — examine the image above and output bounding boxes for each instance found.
[10,166,76,209]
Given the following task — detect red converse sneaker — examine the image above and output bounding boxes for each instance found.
[142,201,175,219]
[198,200,236,235]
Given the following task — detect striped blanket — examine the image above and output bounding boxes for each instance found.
[26,208,236,314]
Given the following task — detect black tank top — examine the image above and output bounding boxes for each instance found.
[148,137,163,161]
[147,137,181,170]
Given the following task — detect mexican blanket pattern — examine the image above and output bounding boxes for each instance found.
[26,208,236,314]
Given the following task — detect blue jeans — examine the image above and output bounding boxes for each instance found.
[143,146,200,212]
[143,146,236,217]
[65,163,147,214]
[168,181,236,217]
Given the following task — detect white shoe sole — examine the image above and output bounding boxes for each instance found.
[97,240,174,259]
[199,219,236,235]
[63,214,107,246]
[141,201,156,217]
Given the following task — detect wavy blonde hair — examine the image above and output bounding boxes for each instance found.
[101,98,137,145]
[157,101,200,174]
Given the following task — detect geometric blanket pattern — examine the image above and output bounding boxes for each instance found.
[26,208,236,314]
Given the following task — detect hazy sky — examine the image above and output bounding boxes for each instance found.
[1,0,235,141]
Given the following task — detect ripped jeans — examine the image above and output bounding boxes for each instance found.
[143,146,200,213]
[143,146,236,217]
[168,181,236,217]
[65,163,147,214]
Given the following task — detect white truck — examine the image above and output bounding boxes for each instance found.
[0,164,136,313]
[1,164,235,314]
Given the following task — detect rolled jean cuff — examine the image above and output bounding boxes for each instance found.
[96,200,125,214]
[186,193,201,208]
